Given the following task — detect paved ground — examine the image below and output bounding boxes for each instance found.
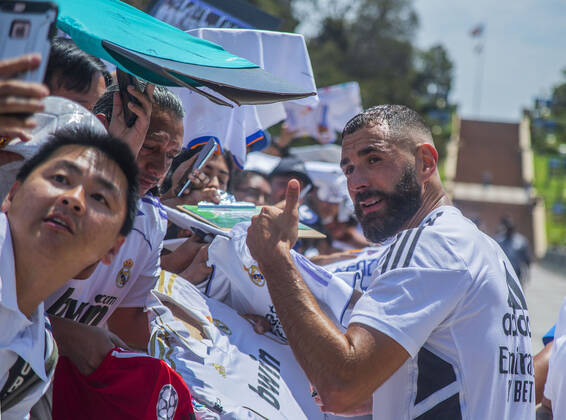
[524,262,566,353]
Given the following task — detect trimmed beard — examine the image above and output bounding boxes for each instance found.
[354,164,422,243]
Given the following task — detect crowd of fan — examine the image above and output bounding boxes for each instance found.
[0,38,557,420]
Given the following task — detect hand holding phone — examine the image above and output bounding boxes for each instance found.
[0,1,58,84]
[0,1,57,144]
[116,68,147,128]
[108,70,154,157]
[177,138,218,197]
[0,54,49,144]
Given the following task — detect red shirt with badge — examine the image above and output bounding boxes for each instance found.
[53,347,195,420]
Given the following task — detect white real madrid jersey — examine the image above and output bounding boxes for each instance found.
[349,206,535,420]
[45,195,167,326]
[150,270,370,420]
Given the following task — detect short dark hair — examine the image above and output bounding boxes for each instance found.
[269,156,312,187]
[342,105,433,148]
[93,84,185,122]
[231,170,269,191]
[17,127,139,236]
[45,38,111,93]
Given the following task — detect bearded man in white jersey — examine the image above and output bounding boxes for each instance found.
[246,105,535,419]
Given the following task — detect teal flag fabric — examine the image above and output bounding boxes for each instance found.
[56,0,257,71]
[54,0,315,104]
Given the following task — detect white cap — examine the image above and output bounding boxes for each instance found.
[0,96,106,200]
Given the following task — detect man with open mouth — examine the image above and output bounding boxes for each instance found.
[0,126,138,418]
[44,84,185,377]
[246,105,535,419]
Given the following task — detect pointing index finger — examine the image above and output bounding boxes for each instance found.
[284,179,300,214]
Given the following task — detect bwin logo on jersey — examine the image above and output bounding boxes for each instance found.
[243,265,265,287]
[213,318,232,335]
[156,384,178,420]
[116,258,134,288]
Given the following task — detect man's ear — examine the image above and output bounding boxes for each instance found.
[1,181,21,213]
[100,236,126,265]
[415,144,438,182]
[96,113,110,130]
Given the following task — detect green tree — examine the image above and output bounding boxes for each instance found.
[301,0,454,158]
[135,0,456,157]
[529,70,566,154]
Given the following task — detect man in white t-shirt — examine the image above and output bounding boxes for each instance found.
[540,298,566,419]
[246,105,535,419]
[46,85,185,374]
[1,127,138,418]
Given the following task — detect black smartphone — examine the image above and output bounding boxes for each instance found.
[176,138,218,197]
[0,1,58,84]
[116,67,147,127]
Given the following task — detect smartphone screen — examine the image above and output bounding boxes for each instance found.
[0,1,58,83]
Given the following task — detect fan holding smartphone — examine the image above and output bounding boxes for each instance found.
[105,68,155,156]
[161,139,232,208]
[176,137,218,196]
[0,1,58,146]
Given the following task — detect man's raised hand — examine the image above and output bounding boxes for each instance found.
[246,179,301,264]
[108,83,155,157]
[0,54,49,142]
[282,178,300,245]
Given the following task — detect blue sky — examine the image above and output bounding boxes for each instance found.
[413,0,566,121]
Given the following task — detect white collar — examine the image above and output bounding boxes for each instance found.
[0,213,19,315]
[0,213,48,380]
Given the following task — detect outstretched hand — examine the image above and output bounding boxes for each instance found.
[246,179,300,264]
[108,84,155,157]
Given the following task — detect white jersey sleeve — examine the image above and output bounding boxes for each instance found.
[544,297,566,418]
[351,264,470,357]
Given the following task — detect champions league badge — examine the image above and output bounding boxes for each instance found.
[213,363,227,378]
[213,318,232,335]
[116,259,134,288]
[156,384,178,420]
[243,265,265,287]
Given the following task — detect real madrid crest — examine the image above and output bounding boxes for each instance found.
[213,318,232,336]
[243,265,265,287]
[116,258,134,288]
